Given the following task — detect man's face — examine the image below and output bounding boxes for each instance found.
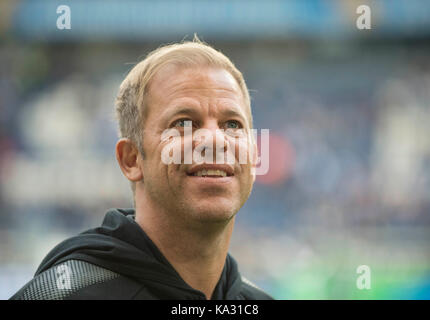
[140,65,255,224]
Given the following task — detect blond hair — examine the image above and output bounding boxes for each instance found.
[115,37,252,197]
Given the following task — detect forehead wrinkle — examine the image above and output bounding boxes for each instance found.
[206,99,246,122]
[157,84,244,119]
[150,65,242,101]
[163,82,241,103]
[160,97,244,125]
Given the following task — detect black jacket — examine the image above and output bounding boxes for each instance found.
[10,208,273,300]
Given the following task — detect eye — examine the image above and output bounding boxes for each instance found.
[172,119,192,128]
[225,120,242,130]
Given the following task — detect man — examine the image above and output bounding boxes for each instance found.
[10,38,273,300]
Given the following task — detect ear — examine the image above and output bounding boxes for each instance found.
[115,138,144,182]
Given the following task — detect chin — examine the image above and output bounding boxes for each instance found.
[189,200,238,223]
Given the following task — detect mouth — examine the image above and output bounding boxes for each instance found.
[189,169,230,177]
[185,165,235,187]
[186,165,235,178]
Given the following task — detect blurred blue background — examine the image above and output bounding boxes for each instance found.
[1,0,430,299]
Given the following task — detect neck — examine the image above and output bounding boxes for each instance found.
[135,192,235,300]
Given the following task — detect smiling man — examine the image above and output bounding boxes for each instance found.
[10,38,273,300]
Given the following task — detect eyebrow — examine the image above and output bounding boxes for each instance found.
[220,108,247,122]
[164,106,200,121]
[165,105,247,122]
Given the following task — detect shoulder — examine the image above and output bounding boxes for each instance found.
[9,259,142,300]
[239,276,275,300]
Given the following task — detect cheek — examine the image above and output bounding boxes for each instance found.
[232,136,255,165]
[160,134,183,165]
[160,133,196,166]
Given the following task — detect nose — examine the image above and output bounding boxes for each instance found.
[193,120,228,163]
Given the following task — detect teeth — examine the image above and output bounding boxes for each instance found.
[193,169,227,177]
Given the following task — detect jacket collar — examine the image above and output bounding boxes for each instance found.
[36,208,243,299]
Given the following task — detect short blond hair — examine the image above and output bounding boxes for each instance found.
[115,37,252,197]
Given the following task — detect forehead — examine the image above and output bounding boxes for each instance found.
[145,65,247,117]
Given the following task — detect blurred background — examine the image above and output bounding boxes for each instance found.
[1,0,430,299]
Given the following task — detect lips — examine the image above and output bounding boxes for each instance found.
[186,164,234,177]
[192,169,227,177]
